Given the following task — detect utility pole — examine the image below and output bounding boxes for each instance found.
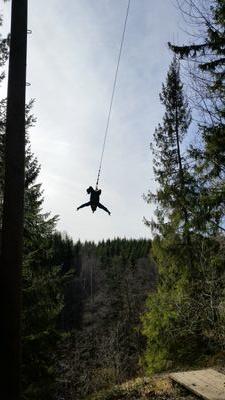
[0,0,28,398]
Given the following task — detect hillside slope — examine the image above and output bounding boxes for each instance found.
[87,375,197,400]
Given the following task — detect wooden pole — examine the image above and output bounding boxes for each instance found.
[0,0,27,398]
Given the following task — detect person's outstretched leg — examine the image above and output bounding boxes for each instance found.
[77,202,91,211]
[98,202,111,215]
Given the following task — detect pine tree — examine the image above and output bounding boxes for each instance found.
[142,57,203,373]
[169,1,225,230]
[144,56,193,243]
[142,52,225,374]
[21,111,64,400]
[0,76,65,400]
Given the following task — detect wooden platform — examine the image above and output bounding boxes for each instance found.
[170,369,225,400]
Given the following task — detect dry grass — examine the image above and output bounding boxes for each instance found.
[86,374,198,400]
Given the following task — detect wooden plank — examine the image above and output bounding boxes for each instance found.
[170,372,217,400]
[170,369,225,399]
[170,369,225,400]
[192,369,225,391]
[171,374,224,400]
[182,369,225,393]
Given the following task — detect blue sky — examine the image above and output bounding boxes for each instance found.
[1,0,188,242]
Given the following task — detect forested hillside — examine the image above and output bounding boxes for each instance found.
[56,238,155,399]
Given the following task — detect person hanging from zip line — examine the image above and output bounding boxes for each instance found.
[77,186,111,215]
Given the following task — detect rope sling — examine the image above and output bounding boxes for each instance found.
[95,0,131,189]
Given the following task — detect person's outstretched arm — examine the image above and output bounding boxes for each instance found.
[98,202,111,215]
[77,202,91,211]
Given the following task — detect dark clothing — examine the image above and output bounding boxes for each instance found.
[89,187,101,205]
[77,186,110,215]
[98,202,110,213]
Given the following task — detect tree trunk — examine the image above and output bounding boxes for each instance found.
[174,76,190,246]
[0,0,27,398]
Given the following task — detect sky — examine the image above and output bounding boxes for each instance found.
[1,0,188,243]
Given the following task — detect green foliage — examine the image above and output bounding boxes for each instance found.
[21,138,65,399]
[59,239,155,399]
[169,0,225,231]
[143,6,225,373]
[142,232,189,373]
[144,56,193,239]
[169,0,225,85]
[22,262,64,399]
[0,64,65,397]
[142,234,225,373]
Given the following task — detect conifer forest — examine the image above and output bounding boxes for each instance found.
[1,1,225,399]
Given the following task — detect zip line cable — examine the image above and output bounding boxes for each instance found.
[95,0,131,189]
